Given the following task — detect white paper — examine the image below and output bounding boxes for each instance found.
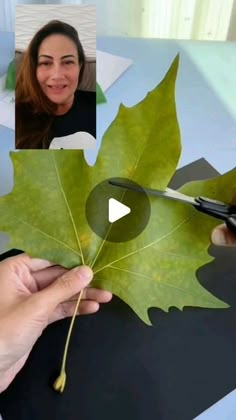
[49,131,96,150]
[97,50,133,92]
[194,389,236,419]
[0,89,15,130]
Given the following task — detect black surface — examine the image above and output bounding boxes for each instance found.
[0,158,235,420]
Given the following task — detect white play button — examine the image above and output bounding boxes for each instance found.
[86,177,151,242]
[108,198,131,223]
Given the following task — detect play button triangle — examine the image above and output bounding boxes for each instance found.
[108,198,131,223]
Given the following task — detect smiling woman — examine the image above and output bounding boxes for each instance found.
[15,20,96,149]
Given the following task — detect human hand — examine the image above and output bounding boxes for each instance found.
[211,224,236,246]
[211,193,236,247]
[0,253,112,393]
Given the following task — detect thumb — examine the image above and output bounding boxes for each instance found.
[211,224,236,247]
[39,265,93,308]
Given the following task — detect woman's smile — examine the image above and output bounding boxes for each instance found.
[47,84,68,94]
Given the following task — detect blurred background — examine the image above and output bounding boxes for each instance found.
[1,0,236,41]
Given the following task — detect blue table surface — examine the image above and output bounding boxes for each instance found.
[0,35,236,418]
[0,31,15,188]
[0,32,14,77]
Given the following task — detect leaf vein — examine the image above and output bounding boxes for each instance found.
[91,140,151,269]
[51,152,84,264]
[94,277,147,320]
[94,214,193,274]
[109,265,216,304]
[8,212,81,256]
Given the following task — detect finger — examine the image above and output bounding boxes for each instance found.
[33,266,68,291]
[211,224,236,246]
[49,300,100,323]
[66,288,112,303]
[38,265,93,309]
[6,253,55,272]
[0,255,59,301]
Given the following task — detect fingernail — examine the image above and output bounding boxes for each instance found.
[212,228,225,246]
[74,265,93,281]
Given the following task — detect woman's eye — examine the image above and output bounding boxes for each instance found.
[39,62,51,67]
[37,61,74,67]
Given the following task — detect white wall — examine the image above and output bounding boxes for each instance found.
[84,0,235,41]
[0,0,15,32]
[227,0,236,40]
[2,0,236,40]
[15,4,96,57]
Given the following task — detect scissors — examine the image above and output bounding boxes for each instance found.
[109,180,236,235]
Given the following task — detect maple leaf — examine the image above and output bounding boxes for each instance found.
[0,55,236,391]
[0,55,235,325]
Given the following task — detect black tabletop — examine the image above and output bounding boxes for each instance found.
[0,159,235,420]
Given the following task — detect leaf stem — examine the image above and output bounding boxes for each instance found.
[53,289,84,393]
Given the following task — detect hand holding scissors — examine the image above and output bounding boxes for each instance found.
[109,180,236,240]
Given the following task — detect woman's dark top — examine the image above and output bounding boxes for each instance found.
[16,89,96,149]
[49,90,96,149]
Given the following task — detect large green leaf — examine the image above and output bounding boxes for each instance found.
[0,55,236,326]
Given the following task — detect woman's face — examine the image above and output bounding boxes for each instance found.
[36,34,80,106]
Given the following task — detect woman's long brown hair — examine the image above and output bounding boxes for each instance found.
[16,20,85,149]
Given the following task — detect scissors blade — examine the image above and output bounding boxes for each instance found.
[109,180,199,206]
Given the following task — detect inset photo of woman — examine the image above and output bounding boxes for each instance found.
[15,4,96,149]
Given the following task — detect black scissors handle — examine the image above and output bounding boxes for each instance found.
[194,197,236,235]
